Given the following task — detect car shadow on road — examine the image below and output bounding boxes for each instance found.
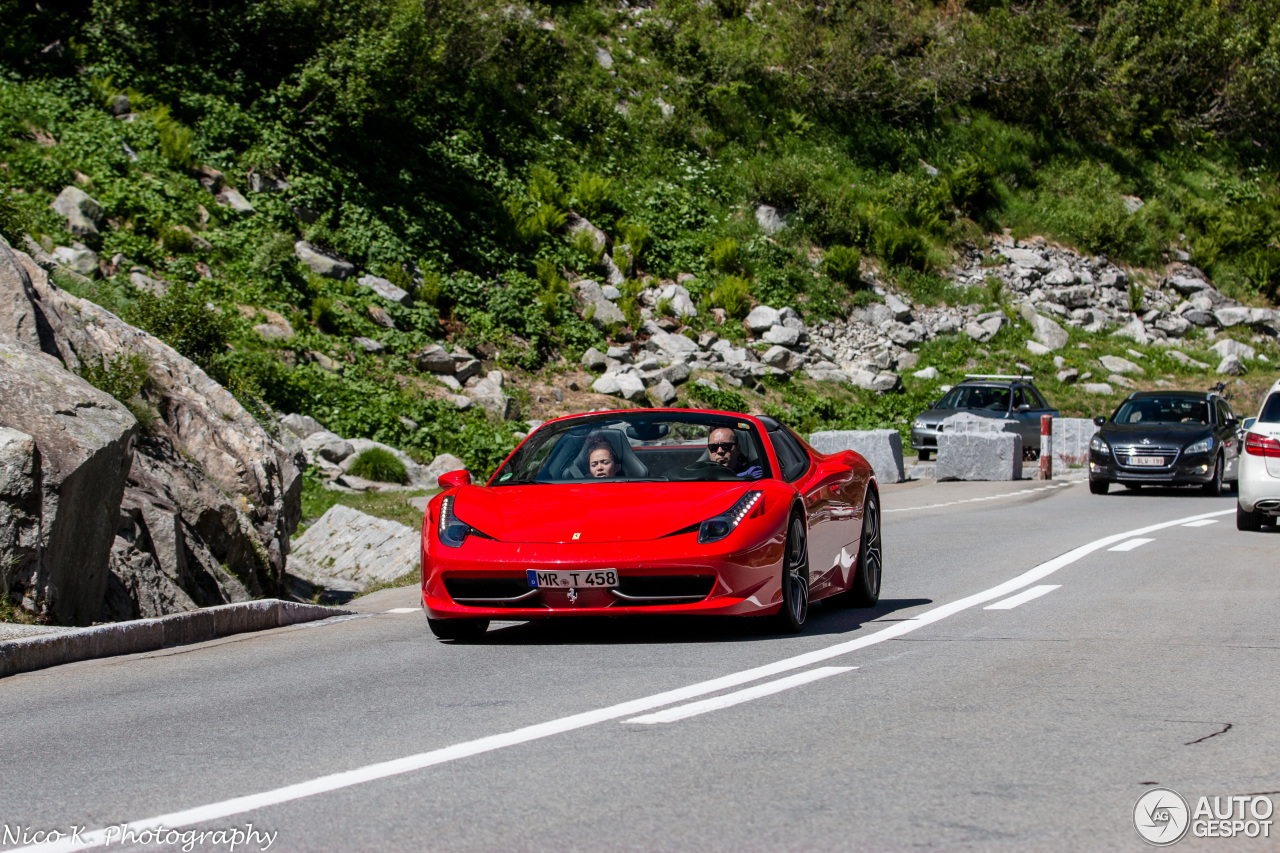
[469,598,933,646]
[1101,486,1239,499]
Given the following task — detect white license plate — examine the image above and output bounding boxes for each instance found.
[1126,456,1165,467]
[527,569,618,589]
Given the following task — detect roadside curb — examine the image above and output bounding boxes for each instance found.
[0,600,351,679]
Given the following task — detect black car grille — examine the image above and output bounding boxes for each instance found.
[1111,444,1181,467]
[442,574,718,608]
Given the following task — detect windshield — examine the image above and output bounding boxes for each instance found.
[1112,397,1210,425]
[936,385,1011,412]
[492,413,774,484]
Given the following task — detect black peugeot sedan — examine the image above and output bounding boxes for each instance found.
[1088,390,1241,495]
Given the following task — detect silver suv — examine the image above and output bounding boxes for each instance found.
[910,375,1059,460]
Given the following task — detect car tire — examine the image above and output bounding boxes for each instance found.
[1089,478,1110,495]
[917,450,931,461]
[427,617,490,641]
[845,487,882,608]
[1237,502,1262,532]
[772,512,810,634]
[1202,455,1223,497]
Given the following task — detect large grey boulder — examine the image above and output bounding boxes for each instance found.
[1217,354,1247,376]
[1049,418,1098,478]
[288,504,419,592]
[1,238,304,623]
[574,279,626,328]
[1099,354,1144,375]
[645,330,699,360]
[294,241,355,279]
[1021,306,1069,350]
[50,186,105,238]
[340,439,433,487]
[0,340,137,627]
[755,205,786,235]
[1211,339,1256,361]
[52,245,99,277]
[746,305,781,333]
[808,430,905,484]
[659,283,697,319]
[936,432,1023,481]
[280,413,325,440]
[466,371,513,418]
[357,275,412,306]
[1002,248,1051,272]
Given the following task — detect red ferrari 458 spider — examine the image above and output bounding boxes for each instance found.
[420,409,881,639]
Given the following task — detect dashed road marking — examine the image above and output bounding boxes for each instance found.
[19,506,1233,853]
[1182,519,1219,528]
[623,667,858,725]
[386,608,419,614]
[984,585,1061,610]
[885,481,1074,514]
[1108,537,1155,552]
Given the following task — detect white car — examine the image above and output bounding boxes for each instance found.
[1237,378,1280,531]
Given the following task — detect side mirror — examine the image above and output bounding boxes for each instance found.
[1243,417,1257,431]
[1093,416,1106,426]
[437,470,472,489]
[1016,404,1033,413]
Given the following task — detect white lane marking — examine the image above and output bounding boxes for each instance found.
[386,608,419,614]
[624,667,857,725]
[1108,537,1155,552]
[984,585,1061,610]
[1182,519,1219,528]
[885,482,1074,514]
[20,506,1234,853]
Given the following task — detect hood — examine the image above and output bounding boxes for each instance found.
[1099,423,1212,446]
[450,482,755,543]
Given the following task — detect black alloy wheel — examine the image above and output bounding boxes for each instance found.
[845,488,883,607]
[1202,455,1224,497]
[773,513,810,633]
[1089,478,1110,495]
[1237,502,1262,531]
[427,616,490,641]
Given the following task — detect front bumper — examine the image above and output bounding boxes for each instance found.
[422,519,787,620]
[1088,448,1216,485]
[910,426,938,453]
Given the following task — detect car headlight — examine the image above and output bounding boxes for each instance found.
[1185,436,1214,455]
[437,495,473,547]
[912,420,927,430]
[698,491,764,544]
[1090,435,1110,453]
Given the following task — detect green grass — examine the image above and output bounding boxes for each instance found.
[0,594,44,626]
[346,447,408,485]
[299,473,437,532]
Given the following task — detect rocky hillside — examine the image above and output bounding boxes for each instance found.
[1,236,302,625]
[4,0,1280,621]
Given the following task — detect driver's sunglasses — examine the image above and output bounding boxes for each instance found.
[707,442,738,453]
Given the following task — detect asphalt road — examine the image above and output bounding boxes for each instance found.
[2,479,1278,853]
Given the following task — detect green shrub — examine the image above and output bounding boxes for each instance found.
[346,447,409,484]
[129,284,231,372]
[822,245,862,286]
[708,275,753,319]
[689,382,749,414]
[0,192,34,244]
[617,219,651,264]
[77,351,150,403]
[161,226,194,254]
[1128,282,1146,314]
[708,238,742,274]
[572,173,619,227]
[148,105,194,170]
[415,270,442,306]
[850,290,882,308]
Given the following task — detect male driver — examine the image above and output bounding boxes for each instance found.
[707,427,763,479]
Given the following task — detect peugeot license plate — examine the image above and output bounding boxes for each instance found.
[527,569,618,589]
[1126,455,1165,466]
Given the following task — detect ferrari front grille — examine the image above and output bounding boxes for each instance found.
[444,577,537,606]
[610,575,716,604]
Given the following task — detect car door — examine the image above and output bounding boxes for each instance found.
[775,427,852,597]
[1217,398,1240,478]
[1008,386,1042,450]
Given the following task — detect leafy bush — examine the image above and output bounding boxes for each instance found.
[160,226,194,254]
[707,238,742,274]
[822,245,862,286]
[78,351,150,403]
[708,275,752,319]
[129,284,232,373]
[689,382,749,414]
[347,447,409,484]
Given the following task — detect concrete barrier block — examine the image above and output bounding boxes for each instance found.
[808,429,905,484]
[159,609,218,647]
[212,600,278,635]
[279,601,344,627]
[1051,417,1098,479]
[936,432,1023,481]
